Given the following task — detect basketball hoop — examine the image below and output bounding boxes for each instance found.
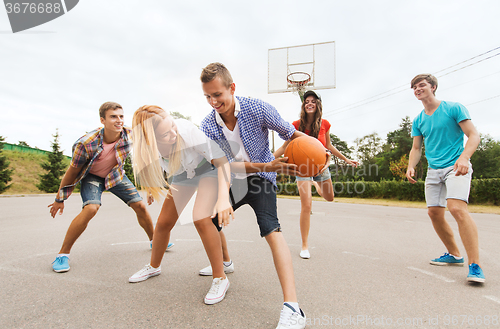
[287,72,311,96]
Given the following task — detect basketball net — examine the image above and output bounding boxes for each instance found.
[287,72,311,102]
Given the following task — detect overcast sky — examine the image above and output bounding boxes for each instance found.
[1,0,499,156]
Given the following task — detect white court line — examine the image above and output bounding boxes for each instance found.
[110,241,146,246]
[112,238,255,245]
[407,266,455,283]
[484,295,500,304]
[0,266,113,287]
[0,252,55,268]
[287,212,325,216]
[175,238,255,243]
[342,251,379,260]
[288,244,315,249]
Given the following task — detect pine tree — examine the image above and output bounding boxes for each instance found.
[123,155,135,186]
[37,130,67,193]
[0,136,13,193]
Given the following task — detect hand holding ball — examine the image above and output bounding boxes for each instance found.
[284,136,329,177]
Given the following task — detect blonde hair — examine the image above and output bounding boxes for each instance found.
[132,105,185,201]
[298,95,323,138]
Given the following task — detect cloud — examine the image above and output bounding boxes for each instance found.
[1,0,499,156]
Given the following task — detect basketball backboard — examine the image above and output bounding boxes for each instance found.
[268,41,336,94]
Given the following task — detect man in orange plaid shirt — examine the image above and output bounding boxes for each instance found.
[48,102,155,273]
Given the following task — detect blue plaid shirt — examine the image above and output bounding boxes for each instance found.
[200,96,295,186]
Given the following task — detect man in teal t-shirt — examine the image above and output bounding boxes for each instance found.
[406,74,484,283]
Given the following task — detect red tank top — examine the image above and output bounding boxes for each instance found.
[292,119,331,147]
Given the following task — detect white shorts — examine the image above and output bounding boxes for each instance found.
[425,164,472,207]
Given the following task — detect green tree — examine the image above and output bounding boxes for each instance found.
[470,134,500,178]
[330,133,352,159]
[377,116,413,180]
[385,116,413,158]
[330,133,354,182]
[171,111,192,121]
[354,132,382,165]
[389,154,409,180]
[0,136,13,193]
[353,132,382,181]
[18,141,30,147]
[37,130,67,193]
[377,116,427,181]
[123,155,135,186]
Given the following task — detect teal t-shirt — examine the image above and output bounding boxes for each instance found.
[411,101,471,169]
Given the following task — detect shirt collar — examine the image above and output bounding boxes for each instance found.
[98,127,125,146]
[215,96,240,127]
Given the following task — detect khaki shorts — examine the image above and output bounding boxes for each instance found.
[425,164,472,207]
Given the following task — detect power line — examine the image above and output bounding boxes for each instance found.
[334,70,500,120]
[466,94,500,106]
[437,52,500,78]
[439,70,500,93]
[433,46,500,75]
[323,46,500,117]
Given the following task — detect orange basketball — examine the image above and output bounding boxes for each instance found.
[284,136,329,177]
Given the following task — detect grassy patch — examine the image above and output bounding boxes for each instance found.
[2,150,70,195]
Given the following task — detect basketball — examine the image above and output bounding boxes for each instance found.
[284,136,329,177]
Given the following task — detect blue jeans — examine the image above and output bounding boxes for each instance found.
[295,168,332,182]
[80,173,143,208]
[212,176,281,237]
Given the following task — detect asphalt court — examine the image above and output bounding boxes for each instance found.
[1,194,499,328]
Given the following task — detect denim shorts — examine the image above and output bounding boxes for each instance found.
[171,161,218,187]
[80,173,143,208]
[212,176,281,237]
[295,168,332,182]
[425,164,473,207]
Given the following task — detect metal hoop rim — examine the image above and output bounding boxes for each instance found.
[287,72,311,85]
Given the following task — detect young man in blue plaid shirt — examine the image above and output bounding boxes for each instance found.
[48,102,155,273]
[200,62,307,329]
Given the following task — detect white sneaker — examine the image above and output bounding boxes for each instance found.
[276,303,306,329]
[300,250,310,259]
[199,261,235,276]
[128,264,161,283]
[204,277,230,305]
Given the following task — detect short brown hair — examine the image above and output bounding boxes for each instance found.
[99,101,122,118]
[411,74,438,95]
[200,62,233,88]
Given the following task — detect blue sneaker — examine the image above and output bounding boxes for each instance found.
[467,263,485,283]
[150,241,174,251]
[430,252,464,266]
[52,255,70,273]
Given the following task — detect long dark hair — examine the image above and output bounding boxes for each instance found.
[298,96,323,138]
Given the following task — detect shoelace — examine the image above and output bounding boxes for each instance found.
[469,264,481,276]
[278,306,296,325]
[52,256,66,265]
[208,278,223,295]
[139,265,153,274]
[439,252,451,259]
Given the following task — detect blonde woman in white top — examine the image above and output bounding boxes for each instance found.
[128,105,233,305]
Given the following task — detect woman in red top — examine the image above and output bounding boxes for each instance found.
[275,90,358,259]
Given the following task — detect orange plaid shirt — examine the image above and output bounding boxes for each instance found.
[56,127,132,202]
